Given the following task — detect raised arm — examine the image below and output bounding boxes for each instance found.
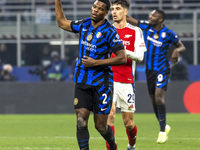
[55,0,72,32]
[126,15,139,26]
[171,40,186,64]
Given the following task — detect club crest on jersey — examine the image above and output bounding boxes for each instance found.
[161,32,166,38]
[87,33,93,41]
[96,32,102,38]
[154,34,159,39]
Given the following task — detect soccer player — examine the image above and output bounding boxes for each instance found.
[127,10,186,143]
[55,0,127,150]
[105,1,147,150]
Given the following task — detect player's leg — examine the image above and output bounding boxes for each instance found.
[122,112,137,150]
[74,83,94,149]
[155,88,166,132]
[116,82,136,149]
[146,70,159,120]
[94,85,117,150]
[94,114,117,150]
[155,73,171,143]
[106,102,116,150]
[76,108,90,150]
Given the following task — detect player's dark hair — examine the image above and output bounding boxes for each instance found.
[111,0,130,9]
[155,10,166,22]
[98,0,111,10]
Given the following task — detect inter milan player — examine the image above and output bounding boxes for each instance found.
[104,1,146,150]
[127,10,186,143]
[55,0,126,149]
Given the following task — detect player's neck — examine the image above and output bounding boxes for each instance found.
[153,23,164,31]
[92,19,106,28]
[114,19,128,29]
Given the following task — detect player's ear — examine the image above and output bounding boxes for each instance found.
[125,8,129,16]
[159,18,163,23]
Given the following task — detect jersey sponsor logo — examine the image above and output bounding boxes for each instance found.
[81,40,97,52]
[123,41,130,46]
[139,43,146,47]
[147,36,162,47]
[124,35,132,38]
[113,34,122,43]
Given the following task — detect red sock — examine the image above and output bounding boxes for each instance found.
[105,125,115,150]
[126,125,137,146]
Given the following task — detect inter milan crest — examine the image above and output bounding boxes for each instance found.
[154,34,159,39]
[87,33,93,41]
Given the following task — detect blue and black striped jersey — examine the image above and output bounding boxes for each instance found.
[139,20,179,72]
[71,18,124,86]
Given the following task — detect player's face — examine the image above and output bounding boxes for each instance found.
[111,4,128,22]
[148,10,162,25]
[91,1,108,22]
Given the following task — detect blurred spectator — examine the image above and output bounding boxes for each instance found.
[21,43,28,66]
[0,43,8,63]
[40,45,51,67]
[45,51,68,81]
[35,1,52,24]
[0,64,17,81]
[170,55,189,81]
[0,0,9,21]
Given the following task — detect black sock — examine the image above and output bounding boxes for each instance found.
[77,126,89,150]
[157,104,166,132]
[152,102,159,120]
[100,125,116,150]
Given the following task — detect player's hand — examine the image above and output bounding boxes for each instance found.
[171,49,179,65]
[82,56,96,67]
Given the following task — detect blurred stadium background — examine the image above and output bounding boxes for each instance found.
[0,0,200,114]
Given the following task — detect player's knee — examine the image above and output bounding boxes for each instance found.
[124,120,134,130]
[77,117,87,128]
[95,123,106,133]
[107,113,115,125]
[155,97,164,105]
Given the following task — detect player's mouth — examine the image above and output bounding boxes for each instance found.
[112,15,117,19]
[92,13,97,18]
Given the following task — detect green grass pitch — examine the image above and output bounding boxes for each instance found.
[0,113,200,150]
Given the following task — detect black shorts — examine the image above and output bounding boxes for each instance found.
[74,83,113,114]
[146,70,169,95]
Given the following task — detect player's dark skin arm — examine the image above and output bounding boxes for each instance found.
[126,15,139,26]
[55,0,72,32]
[171,40,186,64]
[81,50,127,67]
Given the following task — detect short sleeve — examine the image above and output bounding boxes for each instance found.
[138,20,150,30]
[169,30,179,45]
[71,19,85,33]
[107,28,124,53]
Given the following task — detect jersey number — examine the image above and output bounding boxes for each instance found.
[102,93,107,104]
[127,94,135,103]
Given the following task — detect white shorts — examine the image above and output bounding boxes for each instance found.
[113,82,136,112]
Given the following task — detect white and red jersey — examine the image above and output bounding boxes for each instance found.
[111,23,146,83]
